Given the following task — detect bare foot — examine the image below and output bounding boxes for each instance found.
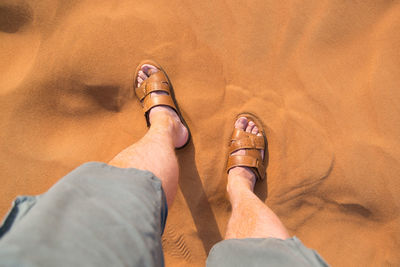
[137,64,188,148]
[227,117,264,193]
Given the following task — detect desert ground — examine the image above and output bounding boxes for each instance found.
[1,0,400,266]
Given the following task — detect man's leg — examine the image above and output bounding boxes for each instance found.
[0,64,189,267]
[225,117,289,240]
[206,117,328,267]
[109,64,188,206]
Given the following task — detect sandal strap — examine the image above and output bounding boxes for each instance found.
[229,136,264,154]
[135,71,170,101]
[227,154,265,180]
[229,129,264,153]
[231,128,249,140]
[231,128,264,143]
[142,94,177,114]
[227,127,266,180]
[135,70,177,115]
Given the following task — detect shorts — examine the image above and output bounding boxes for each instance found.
[0,162,328,267]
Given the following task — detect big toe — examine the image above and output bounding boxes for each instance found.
[235,117,248,130]
[141,64,159,76]
[137,64,159,87]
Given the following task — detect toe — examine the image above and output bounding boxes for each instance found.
[137,77,143,84]
[138,70,147,80]
[141,64,159,76]
[246,121,255,133]
[251,126,259,135]
[235,117,248,130]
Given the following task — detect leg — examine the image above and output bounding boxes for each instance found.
[109,64,188,206]
[209,178,328,267]
[224,117,289,240]
[206,117,328,266]
[0,64,189,267]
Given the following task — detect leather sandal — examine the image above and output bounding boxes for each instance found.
[134,60,191,149]
[226,113,267,180]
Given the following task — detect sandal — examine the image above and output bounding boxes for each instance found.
[134,60,191,149]
[226,113,267,180]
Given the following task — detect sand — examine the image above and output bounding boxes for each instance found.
[1,0,400,266]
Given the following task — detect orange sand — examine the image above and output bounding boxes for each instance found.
[1,0,400,266]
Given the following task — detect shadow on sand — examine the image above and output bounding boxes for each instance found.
[178,143,223,254]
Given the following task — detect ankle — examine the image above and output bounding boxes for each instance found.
[149,107,175,132]
[227,171,256,196]
[228,167,256,187]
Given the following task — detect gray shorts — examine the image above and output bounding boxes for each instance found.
[0,162,328,267]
